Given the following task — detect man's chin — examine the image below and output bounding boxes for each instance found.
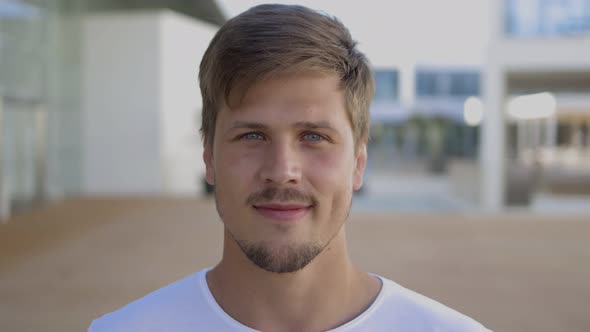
[238,241,323,274]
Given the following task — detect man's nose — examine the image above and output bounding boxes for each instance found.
[259,140,302,185]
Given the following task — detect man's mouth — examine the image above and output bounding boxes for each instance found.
[252,203,313,221]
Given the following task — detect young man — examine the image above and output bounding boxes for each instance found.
[90,4,491,331]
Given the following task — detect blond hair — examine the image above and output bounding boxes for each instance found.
[199,4,374,148]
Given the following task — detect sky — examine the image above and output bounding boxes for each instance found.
[217,0,492,67]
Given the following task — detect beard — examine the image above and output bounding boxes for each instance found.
[215,185,351,274]
[236,239,323,273]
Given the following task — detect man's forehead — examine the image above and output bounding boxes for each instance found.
[225,72,343,109]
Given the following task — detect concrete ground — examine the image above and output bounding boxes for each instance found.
[0,197,589,332]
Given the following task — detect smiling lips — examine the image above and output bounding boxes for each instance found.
[253,203,312,221]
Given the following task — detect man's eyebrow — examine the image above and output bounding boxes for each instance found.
[229,121,337,130]
[293,121,336,130]
[230,121,268,130]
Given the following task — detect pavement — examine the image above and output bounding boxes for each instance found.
[0,197,589,332]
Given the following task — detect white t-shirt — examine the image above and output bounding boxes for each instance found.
[89,269,491,331]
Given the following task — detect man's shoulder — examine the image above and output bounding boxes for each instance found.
[89,270,207,332]
[369,276,491,331]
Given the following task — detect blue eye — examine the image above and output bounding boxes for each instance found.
[303,132,323,141]
[241,132,265,140]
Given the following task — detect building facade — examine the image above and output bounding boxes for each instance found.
[0,0,224,218]
[483,0,590,210]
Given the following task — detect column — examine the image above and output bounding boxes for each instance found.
[481,63,506,211]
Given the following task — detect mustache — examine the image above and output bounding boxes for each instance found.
[246,187,317,206]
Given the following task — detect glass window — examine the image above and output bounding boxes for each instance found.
[450,72,480,96]
[416,71,438,97]
[374,70,399,101]
[505,0,590,37]
[416,70,480,97]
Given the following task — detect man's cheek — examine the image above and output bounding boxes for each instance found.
[310,154,354,181]
[217,153,254,177]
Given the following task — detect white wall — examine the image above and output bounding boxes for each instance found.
[83,12,161,194]
[159,12,217,195]
[82,11,215,195]
[490,37,590,70]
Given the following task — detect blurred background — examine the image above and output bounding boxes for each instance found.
[0,0,589,331]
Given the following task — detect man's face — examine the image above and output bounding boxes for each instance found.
[203,73,366,273]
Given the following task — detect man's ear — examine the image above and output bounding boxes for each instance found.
[353,144,367,191]
[203,139,215,186]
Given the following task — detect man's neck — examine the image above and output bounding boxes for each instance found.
[205,228,382,332]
